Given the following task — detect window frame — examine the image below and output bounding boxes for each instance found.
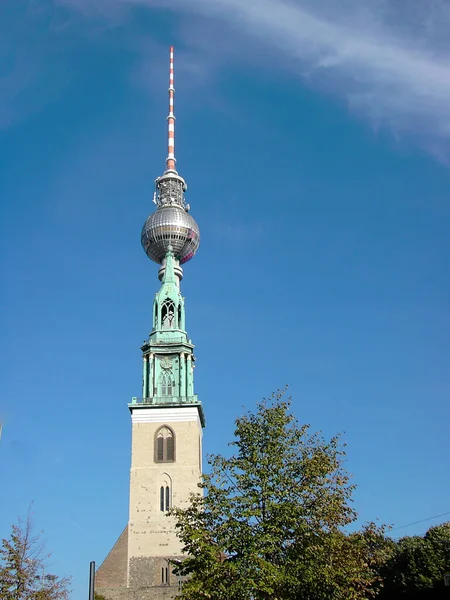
[161,299,175,330]
[161,565,169,585]
[160,485,171,512]
[154,426,176,463]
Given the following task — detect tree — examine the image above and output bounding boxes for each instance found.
[0,513,71,600]
[171,390,389,599]
[379,522,450,599]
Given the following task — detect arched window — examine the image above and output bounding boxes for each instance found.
[161,565,169,584]
[159,372,172,397]
[160,561,170,585]
[161,300,175,329]
[177,304,182,330]
[155,426,175,462]
[160,485,171,512]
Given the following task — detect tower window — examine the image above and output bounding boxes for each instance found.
[160,373,172,397]
[161,300,175,329]
[161,566,169,584]
[160,485,171,512]
[155,426,175,462]
[177,304,182,329]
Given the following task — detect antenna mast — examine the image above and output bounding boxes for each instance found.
[141,46,200,267]
[166,46,176,172]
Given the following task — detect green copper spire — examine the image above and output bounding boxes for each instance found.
[129,247,204,426]
[152,246,186,342]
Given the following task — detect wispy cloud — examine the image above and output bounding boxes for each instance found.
[56,0,450,161]
[5,0,450,160]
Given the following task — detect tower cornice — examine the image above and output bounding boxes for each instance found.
[128,400,206,428]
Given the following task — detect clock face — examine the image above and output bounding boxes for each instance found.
[160,357,172,371]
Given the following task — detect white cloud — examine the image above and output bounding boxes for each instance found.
[16,0,450,159]
[175,0,450,154]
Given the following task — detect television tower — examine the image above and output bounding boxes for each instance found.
[141,46,200,272]
[96,46,205,600]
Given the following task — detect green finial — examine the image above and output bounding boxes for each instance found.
[134,242,203,420]
[151,247,185,334]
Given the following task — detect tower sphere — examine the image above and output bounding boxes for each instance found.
[141,204,200,265]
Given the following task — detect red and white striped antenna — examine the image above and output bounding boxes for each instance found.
[166,46,176,172]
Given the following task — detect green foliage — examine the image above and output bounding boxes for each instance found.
[0,514,71,600]
[171,390,389,599]
[379,522,450,599]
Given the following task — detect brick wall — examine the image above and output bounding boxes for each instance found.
[96,526,128,590]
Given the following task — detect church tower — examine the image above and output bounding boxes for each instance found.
[96,46,205,600]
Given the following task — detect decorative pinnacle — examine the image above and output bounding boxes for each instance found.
[166,46,176,172]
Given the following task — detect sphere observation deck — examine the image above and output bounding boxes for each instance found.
[141,204,200,265]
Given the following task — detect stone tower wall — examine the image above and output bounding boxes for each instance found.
[128,407,202,563]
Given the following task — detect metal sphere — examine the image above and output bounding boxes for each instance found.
[141,205,200,265]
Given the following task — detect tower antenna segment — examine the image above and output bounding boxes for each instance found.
[166,46,176,172]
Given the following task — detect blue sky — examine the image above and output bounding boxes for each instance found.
[1,0,450,597]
